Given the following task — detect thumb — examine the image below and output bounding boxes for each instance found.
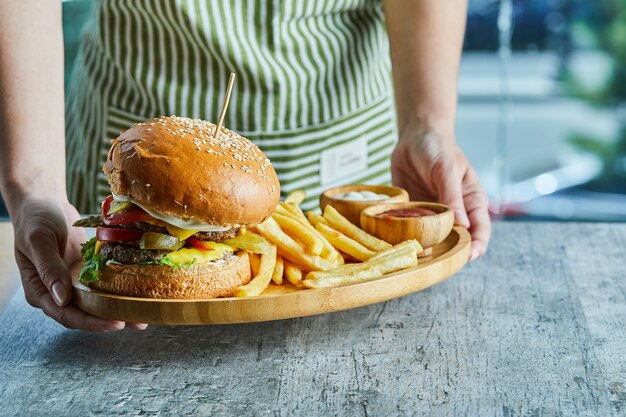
[436,166,470,228]
[29,228,74,307]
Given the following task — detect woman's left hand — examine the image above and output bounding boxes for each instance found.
[391,126,491,261]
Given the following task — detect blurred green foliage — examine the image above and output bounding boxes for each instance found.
[568,0,626,180]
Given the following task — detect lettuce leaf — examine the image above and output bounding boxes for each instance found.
[77,238,196,283]
[78,238,105,283]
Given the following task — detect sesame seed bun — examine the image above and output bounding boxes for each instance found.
[103,116,280,227]
[90,252,251,299]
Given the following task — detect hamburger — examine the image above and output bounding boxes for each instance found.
[74,116,280,298]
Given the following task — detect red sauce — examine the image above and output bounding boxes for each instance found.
[378,207,438,219]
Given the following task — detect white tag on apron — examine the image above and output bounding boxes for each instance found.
[319,136,368,185]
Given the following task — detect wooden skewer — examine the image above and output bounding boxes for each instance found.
[214,72,236,138]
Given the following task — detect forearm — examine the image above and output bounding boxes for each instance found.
[383,0,467,136]
[0,1,66,215]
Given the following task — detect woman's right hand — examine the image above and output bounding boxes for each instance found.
[11,194,147,331]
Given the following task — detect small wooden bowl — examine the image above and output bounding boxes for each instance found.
[320,184,409,226]
[360,202,455,257]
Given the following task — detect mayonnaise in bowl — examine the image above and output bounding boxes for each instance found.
[333,190,390,201]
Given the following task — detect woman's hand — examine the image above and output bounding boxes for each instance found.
[11,195,147,331]
[382,0,486,256]
[391,126,491,261]
[0,3,147,329]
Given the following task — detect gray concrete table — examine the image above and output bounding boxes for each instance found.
[0,222,625,416]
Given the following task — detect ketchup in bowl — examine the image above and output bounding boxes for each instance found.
[377,207,438,219]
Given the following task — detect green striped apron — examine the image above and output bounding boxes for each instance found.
[66,0,396,213]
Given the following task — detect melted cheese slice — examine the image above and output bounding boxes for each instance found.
[144,219,168,227]
[166,243,234,265]
[94,240,104,255]
[166,224,197,241]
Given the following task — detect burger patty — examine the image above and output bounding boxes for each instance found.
[121,222,239,241]
[194,228,238,241]
[100,243,169,264]
[99,243,236,264]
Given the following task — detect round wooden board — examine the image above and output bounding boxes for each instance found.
[73,227,471,325]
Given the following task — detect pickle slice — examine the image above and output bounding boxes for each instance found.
[140,232,184,251]
[222,231,271,254]
[108,200,133,214]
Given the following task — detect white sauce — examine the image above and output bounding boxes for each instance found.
[334,191,390,201]
[112,194,231,232]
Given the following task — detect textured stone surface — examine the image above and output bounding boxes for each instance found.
[1,222,625,416]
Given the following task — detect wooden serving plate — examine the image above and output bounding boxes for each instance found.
[72,227,471,325]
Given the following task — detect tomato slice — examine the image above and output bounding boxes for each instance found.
[102,195,154,225]
[96,226,143,242]
[187,236,215,251]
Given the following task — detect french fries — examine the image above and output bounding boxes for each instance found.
[323,205,391,251]
[284,190,306,205]
[274,204,294,218]
[234,243,277,297]
[235,188,423,297]
[315,222,376,262]
[331,250,345,265]
[278,201,306,221]
[249,252,261,276]
[303,243,419,288]
[272,212,324,256]
[256,217,335,272]
[284,261,303,285]
[275,203,342,264]
[368,239,423,260]
[306,211,328,227]
[272,255,284,285]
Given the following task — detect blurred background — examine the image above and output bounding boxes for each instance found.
[459,0,626,221]
[1,0,625,221]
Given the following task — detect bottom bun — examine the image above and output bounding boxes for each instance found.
[89,252,251,299]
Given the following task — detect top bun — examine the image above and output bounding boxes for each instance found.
[103,116,280,227]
